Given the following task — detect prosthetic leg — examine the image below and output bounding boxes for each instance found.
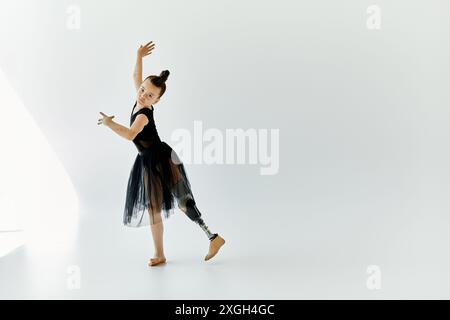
[172,179,225,261]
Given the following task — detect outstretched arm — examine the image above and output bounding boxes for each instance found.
[107,120,132,140]
[98,112,148,141]
[133,41,155,91]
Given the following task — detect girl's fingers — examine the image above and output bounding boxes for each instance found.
[143,45,155,53]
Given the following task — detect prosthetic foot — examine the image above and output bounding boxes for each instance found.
[205,234,225,261]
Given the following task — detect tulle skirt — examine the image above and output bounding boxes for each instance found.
[123,141,196,227]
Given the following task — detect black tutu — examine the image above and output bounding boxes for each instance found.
[123,103,196,227]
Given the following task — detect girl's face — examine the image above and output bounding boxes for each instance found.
[137,79,160,107]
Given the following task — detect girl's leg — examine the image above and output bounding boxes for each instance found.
[147,172,166,266]
[149,218,166,265]
[169,161,218,240]
[168,155,226,261]
[178,198,225,261]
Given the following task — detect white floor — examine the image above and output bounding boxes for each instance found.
[1,203,450,299]
[1,0,450,301]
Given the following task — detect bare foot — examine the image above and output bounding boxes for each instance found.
[148,256,167,267]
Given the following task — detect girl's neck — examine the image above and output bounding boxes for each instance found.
[135,103,154,112]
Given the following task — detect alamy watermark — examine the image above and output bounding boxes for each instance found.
[66,5,81,30]
[366,265,381,290]
[366,5,381,30]
[170,121,279,175]
[67,265,81,290]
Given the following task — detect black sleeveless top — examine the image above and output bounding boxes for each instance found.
[130,102,161,151]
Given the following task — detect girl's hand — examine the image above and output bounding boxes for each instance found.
[98,112,115,127]
[137,41,155,58]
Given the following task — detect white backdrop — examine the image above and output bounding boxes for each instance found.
[1,0,450,299]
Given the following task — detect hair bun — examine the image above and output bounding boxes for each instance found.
[159,70,170,82]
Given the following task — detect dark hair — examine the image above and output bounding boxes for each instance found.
[144,70,170,98]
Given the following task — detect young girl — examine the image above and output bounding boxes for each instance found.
[98,41,225,266]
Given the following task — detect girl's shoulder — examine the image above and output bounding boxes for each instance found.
[137,107,155,125]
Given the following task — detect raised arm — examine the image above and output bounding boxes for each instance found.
[133,41,155,91]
